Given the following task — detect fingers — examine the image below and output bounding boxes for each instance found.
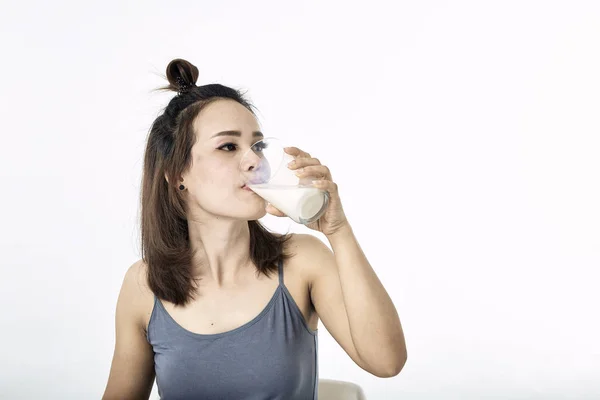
[284,147,311,158]
[311,179,338,196]
[293,165,331,179]
[287,157,321,170]
[284,147,330,179]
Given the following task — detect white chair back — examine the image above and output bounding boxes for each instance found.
[318,379,367,400]
[151,378,367,399]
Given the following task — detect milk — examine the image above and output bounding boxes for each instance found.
[249,184,328,224]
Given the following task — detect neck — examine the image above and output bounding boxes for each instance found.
[187,217,252,287]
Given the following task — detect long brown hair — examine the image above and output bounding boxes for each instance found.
[140,58,293,306]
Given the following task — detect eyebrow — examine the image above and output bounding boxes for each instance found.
[211,130,264,139]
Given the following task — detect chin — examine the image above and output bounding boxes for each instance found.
[248,209,268,221]
[232,203,267,222]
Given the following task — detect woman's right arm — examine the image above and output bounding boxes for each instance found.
[102,261,156,400]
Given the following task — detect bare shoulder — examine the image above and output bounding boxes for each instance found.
[122,259,153,299]
[284,233,331,255]
[118,259,155,331]
[283,233,335,286]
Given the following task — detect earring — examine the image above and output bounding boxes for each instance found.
[179,184,185,190]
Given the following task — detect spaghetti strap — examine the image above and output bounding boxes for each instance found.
[278,258,284,286]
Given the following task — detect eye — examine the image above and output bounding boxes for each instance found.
[252,141,268,152]
[218,143,238,152]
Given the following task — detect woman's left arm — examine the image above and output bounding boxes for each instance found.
[325,223,407,374]
[293,228,407,377]
[268,146,407,377]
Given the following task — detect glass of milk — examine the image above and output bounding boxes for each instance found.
[240,137,330,224]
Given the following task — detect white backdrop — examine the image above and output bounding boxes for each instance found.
[1,1,599,399]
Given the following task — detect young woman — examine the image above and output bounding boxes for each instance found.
[102,58,407,400]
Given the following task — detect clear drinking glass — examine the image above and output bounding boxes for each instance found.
[239,137,329,224]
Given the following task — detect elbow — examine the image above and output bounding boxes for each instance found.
[359,335,408,378]
[374,352,407,378]
[391,353,408,376]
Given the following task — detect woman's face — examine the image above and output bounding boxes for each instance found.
[180,99,267,221]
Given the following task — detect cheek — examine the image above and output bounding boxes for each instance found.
[200,164,238,188]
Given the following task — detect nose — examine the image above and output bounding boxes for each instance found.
[240,149,263,171]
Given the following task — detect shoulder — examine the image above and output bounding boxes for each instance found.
[118,259,155,331]
[285,233,331,255]
[283,233,336,286]
[122,259,153,297]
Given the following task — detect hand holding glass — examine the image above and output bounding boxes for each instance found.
[240,137,329,224]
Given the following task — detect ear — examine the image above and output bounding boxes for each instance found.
[165,173,184,186]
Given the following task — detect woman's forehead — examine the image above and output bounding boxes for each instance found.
[193,100,260,141]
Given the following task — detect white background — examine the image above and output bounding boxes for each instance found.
[1,1,599,399]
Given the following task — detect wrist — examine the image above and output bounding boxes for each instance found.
[326,221,353,240]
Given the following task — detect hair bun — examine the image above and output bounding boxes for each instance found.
[166,58,199,93]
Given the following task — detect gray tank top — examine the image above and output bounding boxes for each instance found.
[146,259,319,399]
